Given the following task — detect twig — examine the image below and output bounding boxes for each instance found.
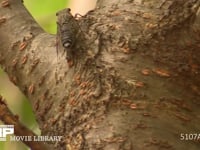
[0,95,50,150]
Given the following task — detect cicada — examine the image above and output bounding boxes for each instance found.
[56,8,79,61]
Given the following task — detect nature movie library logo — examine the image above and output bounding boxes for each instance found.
[0,124,62,142]
[0,125,14,141]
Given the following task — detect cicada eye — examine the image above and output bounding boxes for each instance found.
[66,8,71,13]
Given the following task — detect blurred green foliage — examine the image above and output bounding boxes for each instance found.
[0,0,68,149]
[24,0,69,33]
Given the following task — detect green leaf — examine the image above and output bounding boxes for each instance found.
[24,0,69,33]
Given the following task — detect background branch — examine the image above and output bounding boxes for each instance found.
[0,95,51,150]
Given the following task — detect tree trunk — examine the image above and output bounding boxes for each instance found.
[0,0,200,149]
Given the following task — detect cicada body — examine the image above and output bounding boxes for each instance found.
[56,8,79,60]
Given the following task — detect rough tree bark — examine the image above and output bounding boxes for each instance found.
[0,0,200,150]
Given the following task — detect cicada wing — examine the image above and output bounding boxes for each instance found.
[56,25,66,58]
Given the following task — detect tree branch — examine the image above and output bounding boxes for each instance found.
[0,0,68,126]
[0,0,200,149]
[0,95,51,150]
